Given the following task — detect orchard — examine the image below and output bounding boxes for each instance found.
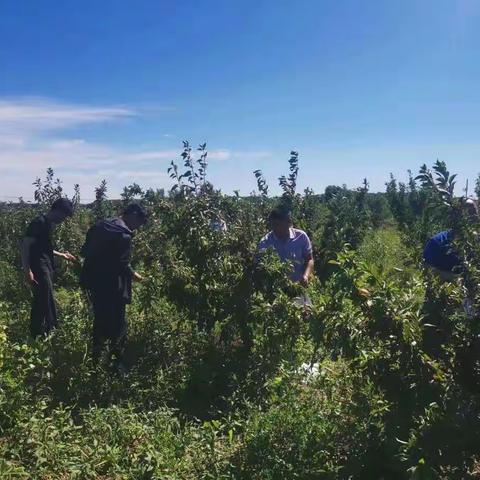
[1,145,480,479]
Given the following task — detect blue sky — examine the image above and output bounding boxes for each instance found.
[1,0,479,200]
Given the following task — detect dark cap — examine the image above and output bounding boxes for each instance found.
[51,198,74,217]
[123,202,147,219]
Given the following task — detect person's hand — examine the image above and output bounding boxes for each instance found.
[62,251,77,262]
[358,287,371,298]
[300,274,310,287]
[25,270,38,286]
[133,272,144,283]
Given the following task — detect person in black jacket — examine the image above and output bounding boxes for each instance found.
[80,203,147,371]
[21,198,77,338]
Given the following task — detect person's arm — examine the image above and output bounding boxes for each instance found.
[301,253,314,287]
[53,250,77,262]
[118,234,143,282]
[21,237,37,285]
[254,235,270,264]
[133,271,144,282]
[300,233,314,287]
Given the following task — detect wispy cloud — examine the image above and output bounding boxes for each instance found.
[0,97,164,199]
[208,149,231,161]
[123,150,180,162]
[0,96,272,201]
[0,97,134,136]
[0,97,137,174]
[208,149,273,161]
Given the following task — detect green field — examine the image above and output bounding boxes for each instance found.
[1,154,480,479]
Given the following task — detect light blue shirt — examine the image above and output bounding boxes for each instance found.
[258,228,313,282]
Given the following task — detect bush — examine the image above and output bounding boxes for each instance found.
[2,158,480,478]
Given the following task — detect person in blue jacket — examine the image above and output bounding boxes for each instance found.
[423,198,478,281]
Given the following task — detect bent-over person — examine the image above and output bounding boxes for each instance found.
[423,198,479,282]
[423,199,479,317]
[80,203,146,372]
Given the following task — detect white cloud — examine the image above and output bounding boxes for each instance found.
[0,134,25,147]
[208,149,231,161]
[0,97,169,200]
[231,150,273,160]
[0,97,133,136]
[208,149,273,161]
[0,137,176,200]
[0,96,273,201]
[123,150,180,162]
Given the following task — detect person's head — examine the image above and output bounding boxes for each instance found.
[122,203,148,230]
[48,198,74,224]
[269,207,292,238]
[465,198,479,222]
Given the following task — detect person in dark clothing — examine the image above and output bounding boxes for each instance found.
[21,198,76,338]
[423,230,461,281]
[423,199,479,281]
[80,203,147,371]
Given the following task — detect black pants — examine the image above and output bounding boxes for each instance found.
[30,268,57,338]
[90,291,127,364]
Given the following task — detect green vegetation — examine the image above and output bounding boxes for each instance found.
[1,150,480,479]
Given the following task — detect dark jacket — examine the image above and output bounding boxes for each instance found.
[80,218,135,303]
[423,230,461,273]
[25,214,55,274]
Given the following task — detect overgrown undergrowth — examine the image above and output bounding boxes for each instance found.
[1,155,480,479]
